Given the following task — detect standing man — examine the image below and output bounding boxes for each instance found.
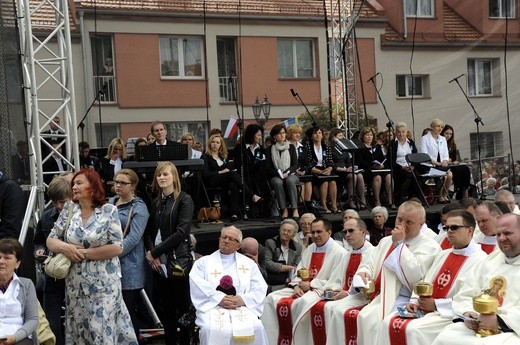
[150,121,175,146]
[433,213,520,345]
[474,201,502,254]
[42,116,66,158]
[377,209,487,345]
[190,226,268,345]
[261,218,348,345]
[0,170,25,239]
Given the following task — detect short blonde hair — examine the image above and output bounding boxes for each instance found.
[430,118,445,128]
[286,124,302,140]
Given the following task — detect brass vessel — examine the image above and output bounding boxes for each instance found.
[360,280,375,301]
[297,268,310,281]
[472,293,500,337]
[414,281,434,297]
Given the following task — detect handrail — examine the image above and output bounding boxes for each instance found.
[18,185,38,245]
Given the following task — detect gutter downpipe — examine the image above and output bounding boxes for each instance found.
[403,0,407,39]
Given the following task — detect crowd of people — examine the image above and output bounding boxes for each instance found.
[2,117,520,345]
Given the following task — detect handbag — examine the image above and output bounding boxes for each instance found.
[166,240,193,278]
[44,205,74,280]
[197,206,221,222]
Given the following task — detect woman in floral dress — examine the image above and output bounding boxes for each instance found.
[47,169,137,344]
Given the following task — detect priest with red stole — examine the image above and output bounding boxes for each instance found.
[293,217,373,345]
[261,218,348,345]
[433,213,520,345]
[474,202,502,254]
[324,201,441,345]
[377,209,487,345]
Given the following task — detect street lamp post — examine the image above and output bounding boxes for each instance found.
[252,95,271,143]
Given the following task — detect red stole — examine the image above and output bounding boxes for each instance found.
[343,305,363,345]
[371,245,395,300]
[276,252,326,345]
[309,252,363,345]
[480,243,495,255]
[388,252,468,345]
[440,237,452,250]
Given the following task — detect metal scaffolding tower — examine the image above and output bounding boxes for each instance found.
[16,0,79,224]
[329,0,359,138]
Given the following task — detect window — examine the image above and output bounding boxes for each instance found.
[90,34,116,102]
[95,123,119,148]
[470,132,503,160]
[160,36,204,78]
[396,75,429,98]
[467,59,500,96]
[405,0,433,17]
[217,37,238,102]
[489,0,515,18]
[278,39,315,78]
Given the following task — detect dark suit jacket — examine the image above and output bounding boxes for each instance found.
[0,174,25,239]
[301,141,335,174]
[355,144,388,170]
[42,156,67,185]
[10,154,30,184]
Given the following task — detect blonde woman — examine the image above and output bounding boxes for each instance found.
[100,137,126,196]
[145,162,194,344]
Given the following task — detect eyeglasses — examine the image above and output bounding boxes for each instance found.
[342,228,358,233]
[220,235,240,243]
[113,180,131,186]
[442,225,469,231]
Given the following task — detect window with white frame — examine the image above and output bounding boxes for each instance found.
[396,75,429,98]
[489,0,515,18]
[277,38,315,78]
[405,0,433,17]
[467,59,500,96]
[470,131,503,160]
[160,36,204,78]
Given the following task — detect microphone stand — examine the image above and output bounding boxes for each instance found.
[230,76,249,220]
[451,77,485,200]
[291,90,317,127]
[78,86,105,142]
[368,74,395,208]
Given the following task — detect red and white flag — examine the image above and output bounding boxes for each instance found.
[224,116,239,138]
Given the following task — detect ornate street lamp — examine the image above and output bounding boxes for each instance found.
[252,95,271,128]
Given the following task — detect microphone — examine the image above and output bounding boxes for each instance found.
[366,72,380,83]
[290,88,298,98]
[449,74,465,84]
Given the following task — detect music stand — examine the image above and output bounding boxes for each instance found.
[135,144,189,161]
[334,138,370,211]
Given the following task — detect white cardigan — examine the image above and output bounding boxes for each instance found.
[420,132,449,163]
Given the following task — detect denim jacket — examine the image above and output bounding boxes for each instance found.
[110,196,149,290]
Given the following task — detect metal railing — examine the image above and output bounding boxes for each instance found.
[218,75,238,102]
[94,75,117,103]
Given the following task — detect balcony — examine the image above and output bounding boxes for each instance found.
[219,75,239,103]
[93,75,117,103]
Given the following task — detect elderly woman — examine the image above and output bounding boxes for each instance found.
[390,122,419,204]
[367,206,392,246]
[265,219,303,291]
[265,124,300,219]
[293,213,316,248]
[0,239,39,345]
[47,169,136,343]
[333,209,361,241]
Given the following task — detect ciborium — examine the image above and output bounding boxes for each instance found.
[414,280,434,297]
[472,293,500,337]
[360,280,375,301]
[297,267,310,282]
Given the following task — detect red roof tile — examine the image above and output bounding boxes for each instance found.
[443,4,482,41]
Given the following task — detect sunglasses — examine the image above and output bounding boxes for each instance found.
[442,225,469,231]
[342,228,358,233]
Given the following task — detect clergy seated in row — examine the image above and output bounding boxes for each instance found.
[325,201,441,345]
[474,202,502,254]
[432,213,520,345]
[434,203,465,250]
[261,218,349,345]
[189,226,268,345]
[377,209,487,345]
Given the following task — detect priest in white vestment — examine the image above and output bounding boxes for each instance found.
[190,226,268,345]
[355,201,441,345]
[292,218,374,345]
[261,218,348,345]
[433,213,520,345]
[377,209,487,345]
[474,202,502,254]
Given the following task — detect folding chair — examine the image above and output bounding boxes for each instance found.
[405,153,448,207]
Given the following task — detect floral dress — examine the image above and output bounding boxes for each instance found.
[49,202,137,344]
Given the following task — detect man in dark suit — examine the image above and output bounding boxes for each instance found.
[0,171,25,239]
[42,141,67,186]
[10,141,30,185]
[42,116,66,158]
[150,121,176,145]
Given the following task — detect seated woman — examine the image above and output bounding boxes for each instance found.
[441,124,471,199]
[265,219,303,291]
[293,213,316,248]
[328,127,366,209]
[287,124,309,207]
[367,206,392,246]
[201,134,261,222]
[355,127,394,208]
[265,124,300,219]
[233,124,271,202]
[301,126,338,213]
[421,119,470,202]
[0,238,39,345]
[390,122,419,204]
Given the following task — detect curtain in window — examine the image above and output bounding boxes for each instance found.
[406,0,432,16]
[296,40,313,77]
[277,40,294,78]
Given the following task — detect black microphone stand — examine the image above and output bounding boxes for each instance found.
[230,76,249,221]
[451,77,485,200]
[78,86,106,142]
[291,90,318,127]
[368,74,396,208]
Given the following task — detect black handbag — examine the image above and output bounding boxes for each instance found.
[166,241,193,278]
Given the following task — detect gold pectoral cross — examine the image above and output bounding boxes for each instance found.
[238,264,249,274]
[210,269,222,278]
